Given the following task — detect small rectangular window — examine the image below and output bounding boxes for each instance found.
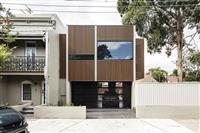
[69,54,94,60]
[23,84,32,101]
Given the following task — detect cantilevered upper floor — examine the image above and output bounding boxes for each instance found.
[59,25,144,81]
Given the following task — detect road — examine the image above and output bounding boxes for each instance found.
[27,119,197,133]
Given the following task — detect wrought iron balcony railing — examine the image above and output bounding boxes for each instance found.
[0,56,45,73]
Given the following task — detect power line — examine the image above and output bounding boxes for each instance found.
[10,8,119,13]
[63,0,197,2]
[64,0,116,2]
[0,0,194,3]
[2,2,199,8]
[10,3,199,14]
[2,2,117,8]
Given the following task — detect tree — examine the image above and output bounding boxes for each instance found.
[189,51,200,69]
[171,51,200,81]
[184,51,200,81]
[117,0,200,82]
[171,69,178,76]
[0,44,12,67]
[171,68,185,78]
[0,3,16,67]
[149,67,168,82]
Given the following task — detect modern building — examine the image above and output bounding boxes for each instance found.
[0,14,144,109]
[64,25,144,109]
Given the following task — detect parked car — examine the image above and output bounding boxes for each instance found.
[0,106,29,133]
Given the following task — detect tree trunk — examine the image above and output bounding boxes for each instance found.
[176,9,183,82]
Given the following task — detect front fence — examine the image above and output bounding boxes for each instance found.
[135,82,199,106]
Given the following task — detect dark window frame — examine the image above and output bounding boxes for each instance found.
[97,40,133,60]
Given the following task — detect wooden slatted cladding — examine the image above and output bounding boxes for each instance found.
[96,25,134,81]
[97,60,133,81]
[59,34,66,79]
[67,25,137,81]
[136,39,144,80]
[69,60,94,81]
[97,25,133,41]
[68,25,94,54]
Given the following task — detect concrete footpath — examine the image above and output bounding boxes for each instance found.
[27,119,199,133]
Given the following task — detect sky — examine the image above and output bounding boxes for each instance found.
[1,0,200,74]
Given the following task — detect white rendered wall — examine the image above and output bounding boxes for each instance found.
[47,31,59,105]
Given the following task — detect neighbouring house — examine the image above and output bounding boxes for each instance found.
[0,14,65,106]
[136,75,157,82]
[167,76,179,83]
[137,74,179,83]
[0,15,145,109]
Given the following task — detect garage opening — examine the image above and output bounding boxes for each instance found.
[71,81,132,109]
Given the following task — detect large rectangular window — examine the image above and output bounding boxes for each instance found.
[97,41,133,60]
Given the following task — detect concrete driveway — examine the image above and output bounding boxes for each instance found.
[27,119,197,133]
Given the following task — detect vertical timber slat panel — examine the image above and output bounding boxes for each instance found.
[68,25,94,54]
[97,60,133,81]
[69,60,94,81]
[136,39,144,80]
[97,26,133,41]
[59,34,66,78]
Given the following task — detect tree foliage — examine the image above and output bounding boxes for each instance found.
[0,3,17,44]
[0,3,16,67]
[184,51,200,81]
[0,44,12,67]
[171,51,200,81]
[188,51,200,68]
[117,0,200,82]
[149,67,168,82]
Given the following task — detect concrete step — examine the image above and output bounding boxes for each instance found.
[20,110,34,114]
[22,114,34,118]
[21,106,34,115]
[23,107,34,111]
[86,108,136,119]
[87,109,135,112]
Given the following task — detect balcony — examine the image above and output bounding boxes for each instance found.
[0,56,45,73]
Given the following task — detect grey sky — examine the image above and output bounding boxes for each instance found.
[1,0,200,73]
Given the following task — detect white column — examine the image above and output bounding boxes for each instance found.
[131,25,136,109]
[198,83,200,106]
[47,31,59,105]
[66,26,71,105]
[44,31,49,105]
[94,26,97,81]
[133,26,136,82]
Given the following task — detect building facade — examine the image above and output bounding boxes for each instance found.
[0,14,65,106]
[60,25,144,108]
[0,15,144,109]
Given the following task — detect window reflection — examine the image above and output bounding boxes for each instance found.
[97,41,133,60]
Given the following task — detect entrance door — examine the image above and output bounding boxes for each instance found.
[25,41,36,70]
[22,83,32,102]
